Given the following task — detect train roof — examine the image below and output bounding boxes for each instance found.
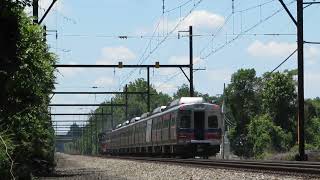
[151,106,167,114]
[169,97,204,108]
[112,97,220,132]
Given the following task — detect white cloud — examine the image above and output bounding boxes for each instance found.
[180,10,225,30]
[206,69,233,82]
[157,10,224,33]
[247,41,296,57]
[96,46,136,65]
[94,77,114,87]
[154,82,178,94]
[305,46,319,65]
[56,61,84,77]
[305,72,320,98]
[247,41,319,64]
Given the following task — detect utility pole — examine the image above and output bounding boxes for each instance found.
[189,26,194,97]
[278,0,306,161]
[81,126,84,155]
[90,119,93,155]
[95,115,98,155]
[111,99,114,130]
[297,0,305,161]
[32,0,38,23]
[147,67,151,111]
[125,85,128,120]
[102,108,104,131]
[178,26,194,97]
[222,83,225,159]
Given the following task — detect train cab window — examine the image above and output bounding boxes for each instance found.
[179,110,191,128]
[208,115,218,128]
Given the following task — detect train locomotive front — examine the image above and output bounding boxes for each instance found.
[174,98,222,157]
[99,97,223,158]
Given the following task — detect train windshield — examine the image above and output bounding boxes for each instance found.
[208,115,218,128]
[179,110,191,128]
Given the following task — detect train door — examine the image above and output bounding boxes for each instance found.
[194,111,205,140]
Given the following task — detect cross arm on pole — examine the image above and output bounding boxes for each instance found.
[39,0,57,24]
[303,1,320,4]
[179,67,190,82]
[278,0,297,26]
[304,41,320,44]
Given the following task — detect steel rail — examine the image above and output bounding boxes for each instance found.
[100,156,320,175]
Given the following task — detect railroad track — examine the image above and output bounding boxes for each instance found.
[101,156,320,175]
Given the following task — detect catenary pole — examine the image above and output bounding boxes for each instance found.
[189,26,194,97]
[32,0,38,23]
[147,67,151,112]
[297,0,305,161]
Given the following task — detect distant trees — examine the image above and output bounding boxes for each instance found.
[63,68,319,160]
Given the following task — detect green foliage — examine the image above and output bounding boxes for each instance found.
[0,132,15,179]
[174,84,220,104]
[225,69,298,158]
[225,69,260,157]
[0,1,56,178]
[305,117,320,148]
[247,114,292,159]
[261,72,296,131]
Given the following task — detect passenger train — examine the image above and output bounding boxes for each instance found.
[98,97,222,158]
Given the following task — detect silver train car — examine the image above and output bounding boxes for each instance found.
[99,97,222,157]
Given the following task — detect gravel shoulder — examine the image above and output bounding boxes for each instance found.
[39,153,319,180]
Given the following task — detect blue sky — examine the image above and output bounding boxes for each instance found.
[28,0,320,131]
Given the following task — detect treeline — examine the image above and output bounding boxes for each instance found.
[65,70,320,160]
[0,1,56,179]
[225,69,320,159]
[64,79,219,154]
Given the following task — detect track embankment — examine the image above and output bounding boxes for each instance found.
[39,153,319,180]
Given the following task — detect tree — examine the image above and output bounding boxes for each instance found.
[67,124,83,138]
[261,72,296,132]
[225,69,260,157]
[173,84,220,104]
[304,98,320,148]
[0,1,56,178]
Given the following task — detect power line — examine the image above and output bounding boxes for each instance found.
[118,0,204,90]
[164,0,192,13]
[200,0,296,60]
[199,0,277,56]
[235,0,276,13]
[270,49,297,73]
[226,49,297,97]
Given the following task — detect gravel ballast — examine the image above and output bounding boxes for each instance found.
[40,153,319,180]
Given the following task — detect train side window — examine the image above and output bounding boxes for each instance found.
[208,115,218,128]
[171,115,176,127]
[179,110,191,128]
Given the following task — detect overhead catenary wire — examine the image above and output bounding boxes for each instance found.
[117,0,204,92]
[200,0,296,60]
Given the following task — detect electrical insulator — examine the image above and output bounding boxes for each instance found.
[118,62,123,68]
[155,62,160,68]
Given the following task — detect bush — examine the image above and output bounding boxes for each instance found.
[248,114,292,159]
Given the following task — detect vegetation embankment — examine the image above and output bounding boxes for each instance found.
[1,0,57,179]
